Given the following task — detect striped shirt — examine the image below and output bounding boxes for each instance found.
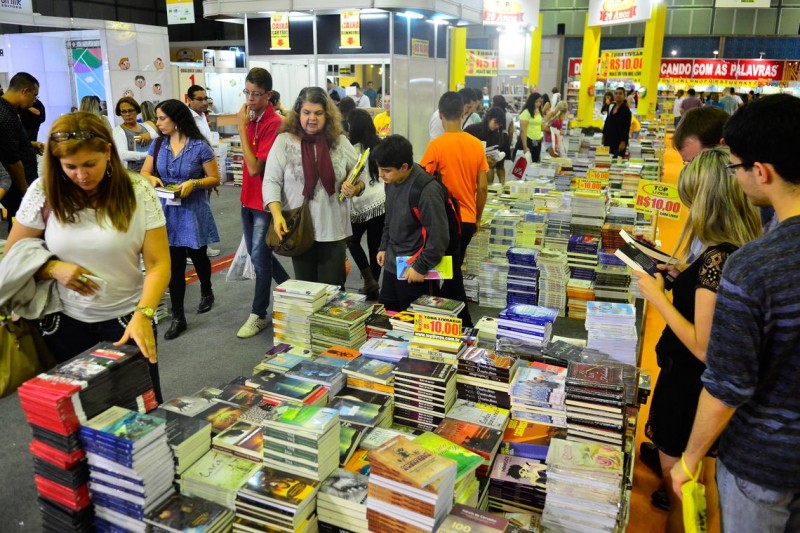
[702,216,800,491]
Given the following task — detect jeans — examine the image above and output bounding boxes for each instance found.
[292,240,348,287]
[717,458,800,533]
[241,206,290,318]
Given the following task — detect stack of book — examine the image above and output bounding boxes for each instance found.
[364,312,394,339]
[479,257,510,309]
[409,325,466,366]
[488,454,548,514]
[410,295,466,317]
[309,298,373,354]
[234,466,320,533]
[149,407,211,478]
[359,426,418,451]
[388,310,416,333]
[212,420,264,463]
[367,436,457,532]
[145,493,234,532]
[317,345,361,366]
[496,304,558,352]
[594,252,632,303]
[564,363,627,448]
[259,375,329,406]
[318,469,369,533]
[542,439,625,533]
[566,234,600,283]
[536,249,569,315]
[330,394,392,432]
[262,403,340,482]
[434,418,503,477]
[499,420,566,461]
[447,399,510,433]
[436,504,510,533]
[285,358,346,396]
[273,280,330,349]
[78,406,175,531]
[456,347,520,410]
[358,336,409,363]
[585,301,638,366]
[506,247,540,306]
[393,358,458,431]
[342,356,396,395]
[509,362,568,427]
[415,432,484,506]
[256,344,314,375]
[566,278,595,319]
[181,450,262,509]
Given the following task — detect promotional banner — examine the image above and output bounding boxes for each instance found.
[715,0,770,7]
[271,14,290,50]
[600,48,644,81]
[411,39,429,58]
[635,182,682,220]
[0,0,33,15]
[482,0,540,27]
[466,49,499,77]
[589,0,652,26]
[166,0,195,25]
[340,11,361,49]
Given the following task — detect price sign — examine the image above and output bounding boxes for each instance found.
[574,178,604,192]
[635,181,683,219]
[596,146,610,156]
[586,169,609,182]
[414,313,462,339]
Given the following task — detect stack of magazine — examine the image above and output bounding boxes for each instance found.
[234,466,320,533]
[585,302,638,367]
[317,469,369,533]
[272,280,331,349]
[149,407,211,479]
[309,298,373,354]
[564,362,627,449]
[392,358,457,432]
[180,450,261,509]
[144,493,234,532]
[509,362,568,427]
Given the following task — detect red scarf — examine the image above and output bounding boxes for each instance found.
[301,133,335,199]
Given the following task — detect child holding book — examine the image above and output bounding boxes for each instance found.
[373,135,449,312]
[631,147,761,532]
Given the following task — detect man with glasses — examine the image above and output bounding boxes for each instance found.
[187,84,213,143]
[235,67,290,338]
[0,72,39,231]
[671,93,800,533]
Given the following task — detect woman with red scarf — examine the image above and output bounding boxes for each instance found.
[264,87,361,286]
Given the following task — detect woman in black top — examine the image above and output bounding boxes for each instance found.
[465,106,506,184]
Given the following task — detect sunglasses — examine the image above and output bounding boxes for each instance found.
[50,131,96,142]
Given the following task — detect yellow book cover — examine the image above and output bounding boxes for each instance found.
[368,436,457,491]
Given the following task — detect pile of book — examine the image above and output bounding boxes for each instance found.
[434,418,503,477]
[410,295,465,317]
[585,301,638,366]
[330,389,393,433]
[488,454,548,514]
[262,403,340,482]
[542,439,625,533]
[285,358,346,396]
[456,347,520,410]
[144,493,234,532]
[565,362,627,448]
[479,257,510,309]
[594,251,632,303]
[409,323,466,366]
[259,375,329,406]
[358,336,408,363]
[415,432,484,506]
[536,249,569,315]
[273,280,331,349]
[566,278,595,319]
[388,310,416,333]
[318,469,369,533]
[309,298,373,354]
[79,406,175,531]
[496,304,558,352]
[566,234,600,284]
[506,247,540,306]
[256,344,314,375]
[149,407,211,479]
[393,358,457,431]
[499,419,565,462]
[367,436,457,532]
[234,466,320,533]
[181,450,262,509]
[509,362,568,427]
[212,419,264,463]
[342,356,396,395]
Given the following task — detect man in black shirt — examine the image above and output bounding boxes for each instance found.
[601,86,632,157]
[0,72,40,231]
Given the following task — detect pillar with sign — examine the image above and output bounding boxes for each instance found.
[638,2,666,120]
[450,27,467,91]
[577,14,602,126]
[527,14,543,91]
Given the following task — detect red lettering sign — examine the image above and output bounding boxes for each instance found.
[734,59,783,81]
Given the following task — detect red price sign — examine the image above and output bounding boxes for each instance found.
[414,313,462,339]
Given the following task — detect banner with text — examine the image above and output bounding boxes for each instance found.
[0,0,33,16]
[600,48,644,81]
[166,0,195,25]
[589,0,652,26]
[466,49,499,77]
[271,14,290,50]
[340,11,361,49]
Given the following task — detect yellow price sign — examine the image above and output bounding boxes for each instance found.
[596,146,610,156]
[635,181,683,220]
[574,178,604,192]
[586,169,609,182]
[414,313,462,339]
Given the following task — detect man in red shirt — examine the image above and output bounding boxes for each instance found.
[237,67,290,338]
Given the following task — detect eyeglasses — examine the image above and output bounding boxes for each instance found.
[192,97,209,102]
[726,162,749,176]
[243,89,267,99]
[120,108,137,114]
[50,131,96,142]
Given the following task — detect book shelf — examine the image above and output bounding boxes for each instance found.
[499,84,529,113]
[656,86,676,120]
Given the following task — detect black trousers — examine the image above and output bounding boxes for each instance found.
[169,245,211,316]
[348,214,385,279]
[379,271,439,312]
[292,239,348,287]
[440,222,475,327]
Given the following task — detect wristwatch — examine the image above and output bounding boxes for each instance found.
[136,306,155,320]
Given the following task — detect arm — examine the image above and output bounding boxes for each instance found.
[475,170,488,232]
[5,161,28,193]
[237,104,266,177]
[139,155,163,188]
[113,127,144,165]
[114,225,170,363]
[412,183,449,278]
[263,136,289,237]
[378,198,390,268]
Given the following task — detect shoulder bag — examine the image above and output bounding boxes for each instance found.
[266,198,314,257]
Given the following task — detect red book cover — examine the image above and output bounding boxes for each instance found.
[30,440,86,470]
[434,419,502,462]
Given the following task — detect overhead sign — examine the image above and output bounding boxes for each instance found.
[340,11,361,49]
[271,14,290,50]
[715,0,770,7]
[466,49,498,77]
[166,0,195,25]
[412,39,429,58]
[600,48,644,81]
[482,0,540,27]
[0,0,32,15]
[589,0,652,26]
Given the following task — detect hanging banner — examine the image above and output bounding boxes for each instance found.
[659,59,694,81]
[466,49,498,77]
[600,48,645,81]
[166,0,195,25]
[482,0,540,27]
[733,59,784,82]
[715,0,769,7]
[412,39,430,58]
[0,0,32,15]
[271,14,290,50]
[589,0,652,26]
[340,11,361,49]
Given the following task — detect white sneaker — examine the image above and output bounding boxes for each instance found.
[237,313,270,338]
[207,247,221,257]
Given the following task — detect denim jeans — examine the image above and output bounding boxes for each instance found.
[717,458,800,533]
[241,206,290,318]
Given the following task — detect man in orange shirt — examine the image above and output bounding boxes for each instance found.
[420,91,489,326]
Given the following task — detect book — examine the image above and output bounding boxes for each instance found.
[79,406,165,453]
[144,493,233,532]
[396,255,454,280]
[212,420,263,462]
[414,432,483,483]
[238,465,319,509]
[265,404,339,435]
[446,400,510,432]
[434,419,503,465]
[436,504,510,533]
[343,357,396,384]
[154,184,181,199]
[566,363,625,391]
[339,147,371,201]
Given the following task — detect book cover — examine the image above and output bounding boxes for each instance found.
[193,403,245,434]
[410,295,464,313]
[343,448,370,476]
[144,493,230,531]
[566,363,625,391]
[360,427,413,451]
[265,376,324,401]
[212,420,263,457]
[434,419,502,460]
[367,436,456,490]
[217,384,265,409]
[239,466,319,507]
[438,504,509,533]
[396,255,453,280]
[343,357,396,384]
[318,468,368,506]
[320,346,362,361]
[330,398,382,428]
[394,358,454,382]
[182,451,261,492]
[489,454,547,490]
[359,338,409,359]
[339,424,364,466]
[154,184,181,199]
[619,229,677,264]
[497,305,558,326]
[446,400,509,432]
[274,280,329,299]
[314,301,374,325]
[81,406,164,450]
[266,404,339,435]
[414,432,483,482]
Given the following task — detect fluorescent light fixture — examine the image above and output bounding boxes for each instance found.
[399,11,424,19]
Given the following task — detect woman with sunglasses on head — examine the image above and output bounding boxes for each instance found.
[113,96,157,172]
[3,112,170,401]
[264,87,361,286]
[140,99,220,340]
[632,147,761,532]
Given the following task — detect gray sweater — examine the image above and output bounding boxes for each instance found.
[380,165,449,276]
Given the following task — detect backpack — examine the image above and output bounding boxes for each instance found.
[407,166,462,265]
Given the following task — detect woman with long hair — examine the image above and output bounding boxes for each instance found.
[633,147,761,532]
[346,109,385,299]
[518,92,544,163]
[264,86,361,286]
[3,112,170,401]
[465,106,506,184]
[140,100,158,132]
[79,95,113,133]
[140,99,220,340]
[338,96,356,133]
[542,101,569,158]
[112,97,157,172]
[600,91,614,117]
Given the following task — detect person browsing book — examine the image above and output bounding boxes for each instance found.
[631,147,761,533]
[3,112,170,402]
[264,86,361,287]
[374,135,448,311]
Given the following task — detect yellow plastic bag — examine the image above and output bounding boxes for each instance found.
[681,455,708,533]
[0,318,55,398]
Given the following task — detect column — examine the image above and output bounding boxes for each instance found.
[449,27,467,91]
[638,2,667,120]
[527,14,544,91]
[577,13,601,125]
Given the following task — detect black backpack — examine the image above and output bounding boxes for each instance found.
[406,166,462,264]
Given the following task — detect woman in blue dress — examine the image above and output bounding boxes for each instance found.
[141,99,220,340]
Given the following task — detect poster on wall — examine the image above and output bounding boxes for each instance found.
[271,14,290,50]
[340,11,361,49]
[715,0,769,7]
[482,0,540,27]
[466,50,498,77]
[588,0,652,26]
[0,0,33,16]
[412,39,429,58]
[166,0,195,25]
[600,48,644,81]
